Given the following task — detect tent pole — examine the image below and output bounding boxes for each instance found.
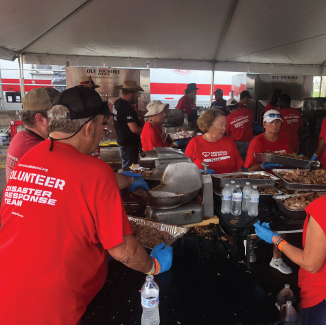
[319,61,326,97]
[18,54,25,97]
[210,62,215,107]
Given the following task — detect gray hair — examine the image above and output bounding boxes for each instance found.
[48,105,98,134]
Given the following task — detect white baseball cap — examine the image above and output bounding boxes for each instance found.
[226,98,238,109]
[263,109,283,123]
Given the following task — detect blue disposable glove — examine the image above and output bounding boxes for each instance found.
[311,154,318,161]
[254,221,279,244]
[200,169,215,175]
[121,171,143,178]
[150,243,173,274]
[128,177,150,192]
[261,162,284,169]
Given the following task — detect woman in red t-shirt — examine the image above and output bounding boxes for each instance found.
[141,101,177,151]
[185,109,243,174]
[254,195,326,324]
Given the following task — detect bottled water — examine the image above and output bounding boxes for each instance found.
[242,182,251,212]
[276,284,295,310]
[221,184,232,214]
[248,185,259,217]
[231,185,242,216]
[282,301,298,325]
[141,275,160,325]
[229,181,236,194]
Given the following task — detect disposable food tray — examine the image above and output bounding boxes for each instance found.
[212,171,279,188]
[272,169,326,191]
[273,195,308,220]
[128,216,189,249]
[254,153,316,169]
[214,187,283,203]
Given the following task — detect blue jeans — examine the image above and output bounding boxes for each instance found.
[118,145,139,170]
[301,298,326,325]
[234,141,250,163]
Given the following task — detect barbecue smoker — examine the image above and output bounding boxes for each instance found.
[133,160,214,225]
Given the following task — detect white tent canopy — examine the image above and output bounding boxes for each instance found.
[1,0,326,75]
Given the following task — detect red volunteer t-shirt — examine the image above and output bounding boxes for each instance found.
[264,103,279,113]
[185,135,243,174]
[226,108,254,142]
[244,133,292,169]
[141,121,169,151]
[318,117,326,169]
[6,130,44,181]
[176,95,196,116]
[238,102,248,109]
[0,140,133,324]
[299,195,326,308]
[279,108,303,153]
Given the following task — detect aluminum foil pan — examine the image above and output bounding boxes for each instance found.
[212,171,279,188]
[272,169,326,191]
[273,195,308,219]
[254,153,318,169]
[128,216,189,249]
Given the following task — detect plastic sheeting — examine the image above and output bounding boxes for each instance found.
[1,0,326,74]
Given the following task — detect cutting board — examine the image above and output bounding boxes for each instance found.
[184,216,219,228]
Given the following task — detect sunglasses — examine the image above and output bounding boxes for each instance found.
[267,113,282,118]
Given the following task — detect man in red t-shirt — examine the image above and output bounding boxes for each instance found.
[278,94,303,153]
[176,83,199,122]
[6,88,56,181]
[0,87,172,324]
[238,90,253,109]
[226,98,254,162]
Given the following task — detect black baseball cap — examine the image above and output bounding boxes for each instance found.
[52,86,113,119]
[240,90,253,99]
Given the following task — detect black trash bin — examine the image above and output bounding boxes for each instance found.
[5,91,15,103]
[14,91,21,103]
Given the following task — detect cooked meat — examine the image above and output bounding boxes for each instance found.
[265,151,310,161]
[278,192,324,210]
[278,169,326,185]
[131,170,153,177]
[132,188,149,197]
[129,220,172,248]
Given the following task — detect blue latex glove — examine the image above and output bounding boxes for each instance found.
[311,154,318,161]
[150,243,173,274]
[121,171,143,178]
[200,169,215,175]
[254,221,279,244]
[128,177,149,192]
[261,162,284,169]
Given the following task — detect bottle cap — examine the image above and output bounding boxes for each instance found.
[285,284,290,288]
[246,182,250,185]
[253,185,257,189]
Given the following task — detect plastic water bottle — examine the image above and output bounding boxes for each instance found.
[231,185,242,216]
[282,301,298,325]
[141,275,160,325]
[242,182,251,212]
[229,181,236,194]
[248,185,259,217]
[221,184,232,214]
[276,284,295,310]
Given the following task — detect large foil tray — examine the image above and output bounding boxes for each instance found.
[214,187,283,203]
[212,171,279,188]
[273,195,308,219]
[272,169,326,191]
[128,216,189,249]
[255,153,316,169]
